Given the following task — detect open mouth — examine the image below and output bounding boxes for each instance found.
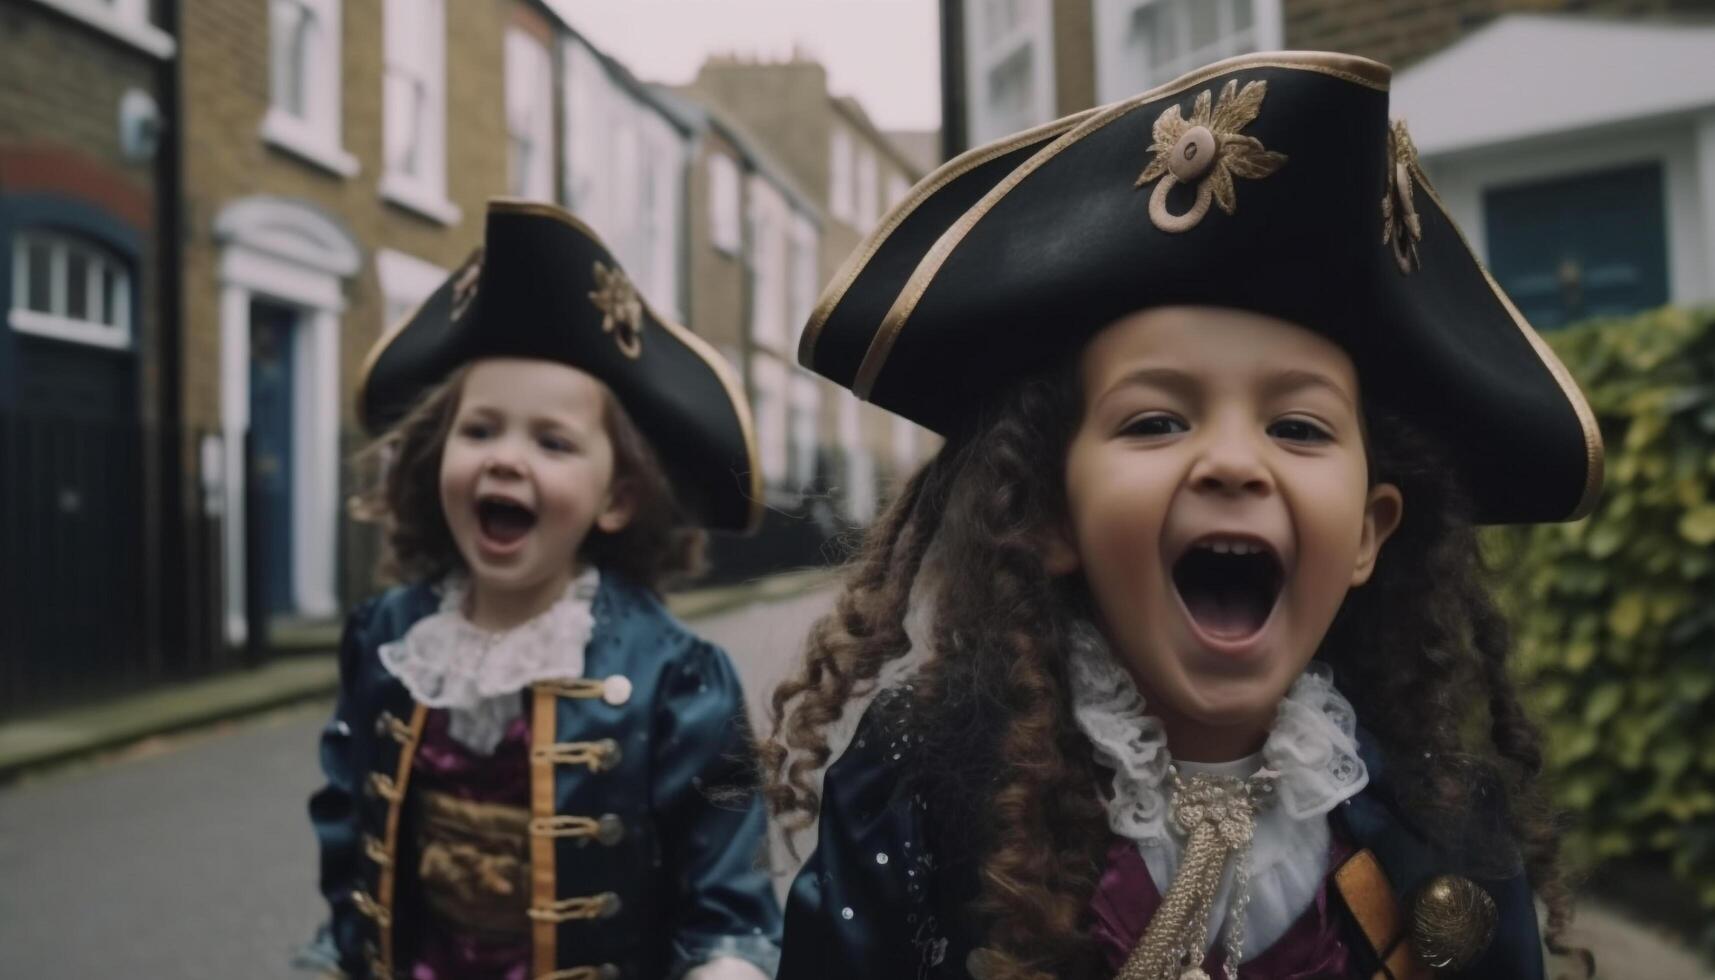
[476,495,537,546]
[1171,536,1284,641]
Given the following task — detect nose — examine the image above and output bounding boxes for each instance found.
[1188,424,1273,497]
[483,438,526,478]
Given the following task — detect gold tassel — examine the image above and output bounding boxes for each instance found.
[1117,769,1276,980]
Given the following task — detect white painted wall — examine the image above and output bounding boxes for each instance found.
[562,38,687,320]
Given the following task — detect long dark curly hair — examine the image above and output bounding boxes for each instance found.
[763,362,1579,980]
[351,364,706,593]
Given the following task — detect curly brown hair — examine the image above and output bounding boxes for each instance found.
[351,363,705,593]
[763,364,1580,980]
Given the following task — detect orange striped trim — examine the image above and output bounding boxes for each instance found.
[530,686,559,976]
[1334,849,1433,980]
[377,703,428,975]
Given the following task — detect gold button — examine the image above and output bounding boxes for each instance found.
[602,675,632,706]
[596,814,626,846]
[1168,125,1218,183]
[596,738,623,771]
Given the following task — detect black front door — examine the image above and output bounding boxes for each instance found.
[1485,162,1670,330]
[249,300,296,615]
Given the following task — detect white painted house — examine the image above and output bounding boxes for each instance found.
[1393,14,1715,329]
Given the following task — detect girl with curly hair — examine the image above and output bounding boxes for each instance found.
[766,52,1601,980]
[301,201,779,980]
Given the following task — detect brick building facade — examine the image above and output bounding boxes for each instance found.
[0,0,177,710]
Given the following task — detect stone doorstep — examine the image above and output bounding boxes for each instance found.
[0,567,841,783]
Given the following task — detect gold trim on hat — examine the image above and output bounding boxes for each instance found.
[850,51,1391,400]
[589,261,644,359]
[356,246,484,408]
[1404,158,1605,520]
[797,107,1101,373]
[353,198,765,533]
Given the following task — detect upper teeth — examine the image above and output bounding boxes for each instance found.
[1197,538,1264,556]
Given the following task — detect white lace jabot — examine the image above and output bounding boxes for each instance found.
[379,569,600,755]
[1067,622,1369,957]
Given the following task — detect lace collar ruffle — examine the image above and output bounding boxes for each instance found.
[379,569,599,754]
[1066,620,1368,847]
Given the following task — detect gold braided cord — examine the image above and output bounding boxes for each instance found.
[530,739,621,772]
[1116,770,1275,980]
[527,891,620,923]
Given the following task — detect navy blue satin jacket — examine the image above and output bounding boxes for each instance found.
[309,574,781,980]
[780,693,1544,980]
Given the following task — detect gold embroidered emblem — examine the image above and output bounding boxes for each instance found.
[588,261,643,359]
[1135,79,1287,234]
[1382,120,1424,275]
[450,250,482,322]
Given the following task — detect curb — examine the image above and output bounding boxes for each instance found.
[0,567,840,785]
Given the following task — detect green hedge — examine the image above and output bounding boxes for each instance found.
[1491,306,1715,923]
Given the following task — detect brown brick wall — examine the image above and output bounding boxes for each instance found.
[178,0,510,432]
[691,60,833,205]
[1053,0,1097,117]
[0,0,164,416]
[685,135,748,354]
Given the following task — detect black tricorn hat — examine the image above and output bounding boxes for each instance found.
[358,198,762,534]
[800,51,1602,525]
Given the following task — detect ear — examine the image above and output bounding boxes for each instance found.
[1350,482,1403,587]
[594,479,638,535]
[1041,519,1081,576]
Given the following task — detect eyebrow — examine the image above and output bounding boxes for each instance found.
[1097,365,1357,411]
[1259,368,1357,411]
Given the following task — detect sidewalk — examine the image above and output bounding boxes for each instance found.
[0,566,838,783]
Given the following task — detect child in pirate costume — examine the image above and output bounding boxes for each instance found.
[305,200,780,980]
[763,51,1601,980]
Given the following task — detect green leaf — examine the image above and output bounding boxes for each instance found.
[1584,683,1626,725]
[1680,505,1715,545]
[1607,592,1648,639]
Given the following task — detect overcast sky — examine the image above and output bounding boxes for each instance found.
[545,0,943,131]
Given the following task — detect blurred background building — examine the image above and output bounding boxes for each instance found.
[0,0,935,710]
[941,0,1715,325]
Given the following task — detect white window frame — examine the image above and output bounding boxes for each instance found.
[9,229,133,350]
[829,126,855,223]
[789,373,820,492]
[375,248,446,332]
[708,152,743,255]
[854,147,879,232]
[504,26,555,201]
[839,396,875,523]
[28,0,175,59]
[262,0,358,178]
[964,0,1056,146]
[381,0,460,224]
[747,175,791,353]
[750,354,790,489]
[1094,0,1283,101]
[788,211,819,347]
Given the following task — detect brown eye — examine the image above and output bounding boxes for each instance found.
[1121,414,1188,438]
[1269,418,1331,444]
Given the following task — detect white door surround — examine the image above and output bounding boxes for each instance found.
[213,195,360,643]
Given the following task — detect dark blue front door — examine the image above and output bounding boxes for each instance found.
[249,300,296,614]
[1485,162,1669,330]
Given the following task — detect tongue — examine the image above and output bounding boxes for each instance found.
[1184,587,1269,639]
[481,508,533,544]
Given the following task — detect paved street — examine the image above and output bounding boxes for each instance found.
[0,586,834,980]
[2,582,1709,980]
